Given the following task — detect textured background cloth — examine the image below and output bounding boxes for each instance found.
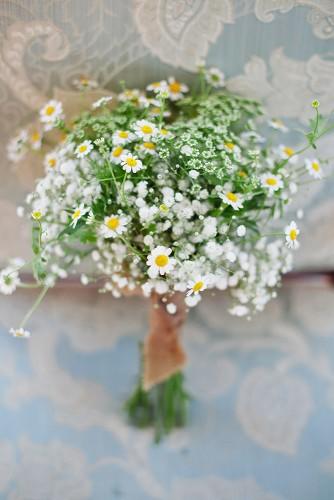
[0,0,333,267]
[0,282,334,499]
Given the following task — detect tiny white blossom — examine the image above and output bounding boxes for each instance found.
[9,327,31,338]
[92,96,113,109]
[237,225,246,237]
[166,303,177,314]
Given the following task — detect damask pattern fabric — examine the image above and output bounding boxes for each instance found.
[0,0,333,267]
[0,285,334,499]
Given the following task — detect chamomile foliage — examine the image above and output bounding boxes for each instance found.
[4,67,333,333]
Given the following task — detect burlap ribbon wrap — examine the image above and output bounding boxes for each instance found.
[143,293,187,390]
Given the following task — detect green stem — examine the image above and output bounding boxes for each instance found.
[19,286,49,329]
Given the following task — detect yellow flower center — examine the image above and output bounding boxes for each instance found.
[266,177,278,186]
[312,161,320,172]
[225,142,235,151]
[155,254,169,267]
[80,77,89,86]
[112,146,123,157]
[283,146,294,157]
[119,131,129,139]
[159,204,169,212]
[15,330,25,337]
[48,158,56,168]
[143,142,155,150]
[160,128,168,136]
[193,281,204,293]
[31,131,40,142]
[289,229,297,241]
[32,210,42,220]
[106,217,120,230]
[238,171,247,177]
[126,157,137,167]
[151,82,161,88]
[72,209,81,220]
[45,105,55,116]
[141,125,153,134]
[226,192,238,203]
[169,81,181,93]
[79,145,87,153]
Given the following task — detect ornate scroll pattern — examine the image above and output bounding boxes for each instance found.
[134,0,234,71]
[226,48,334,123]
[254,0,334,38]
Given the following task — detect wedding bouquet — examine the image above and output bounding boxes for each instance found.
[2,67,331,440]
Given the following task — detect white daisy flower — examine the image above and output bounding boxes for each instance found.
[167,77,188,101]
[44,152,59,170]
[121,153,143,173]
[118,89,141,102]
[75,140,93,158]
[285,220,300,249]
[7,130,28,162]
[29,130,42,150]
[39,100,64,130]
[134,120,157,140]
[31,209,43,220]
[205,67,225,88]
[110,146,126,164]
[92,96,113,109]
[139,141,157,155]
[155,128,172,139]
[261,173,283,193]
[70,204,90,227]
[186,276,207,296]
[147,246,175,277]
[112,130,136,145]
[0,267,20,295]
[146,80,168,93]
[224,142,241,157]
[221,191,243,210]
[305,158,323,179]
[100,214,128,238]
[73,76,98,90]
[277,144,298,164]
[9,327,31,339]
[268,118,288,132]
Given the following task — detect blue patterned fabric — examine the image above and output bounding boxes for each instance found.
[0,283,334,499]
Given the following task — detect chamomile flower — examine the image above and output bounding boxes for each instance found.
[112,130,136,145]
[167,77,188,101]
[110,146,126,164]
[39,100,64,130]
[92,96,113,109]
[7,130,28,162]
[9,327,31,338]
[70,204,90,227]
[147,246,175,277]
[187,276,207,296]
[277,144,298,164]
[75,140,93,158]
[29,130,42,150]
[31,209,43,220]
[268,118,288,132]
[205,67,225,88]
[261,173,283,194]
[139,142,157,155]
[121,153,143,173]
[305,158,323,179]
[285,221,300,249]
[146,80,168,93]
[100,214,128,238]
[134,120,157,140]
[44,152,59,170]
[155,128,172,139]
[0,267,20,295]
[118,89,140,102]
[73,76,98,90]
[221,191,243,210]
